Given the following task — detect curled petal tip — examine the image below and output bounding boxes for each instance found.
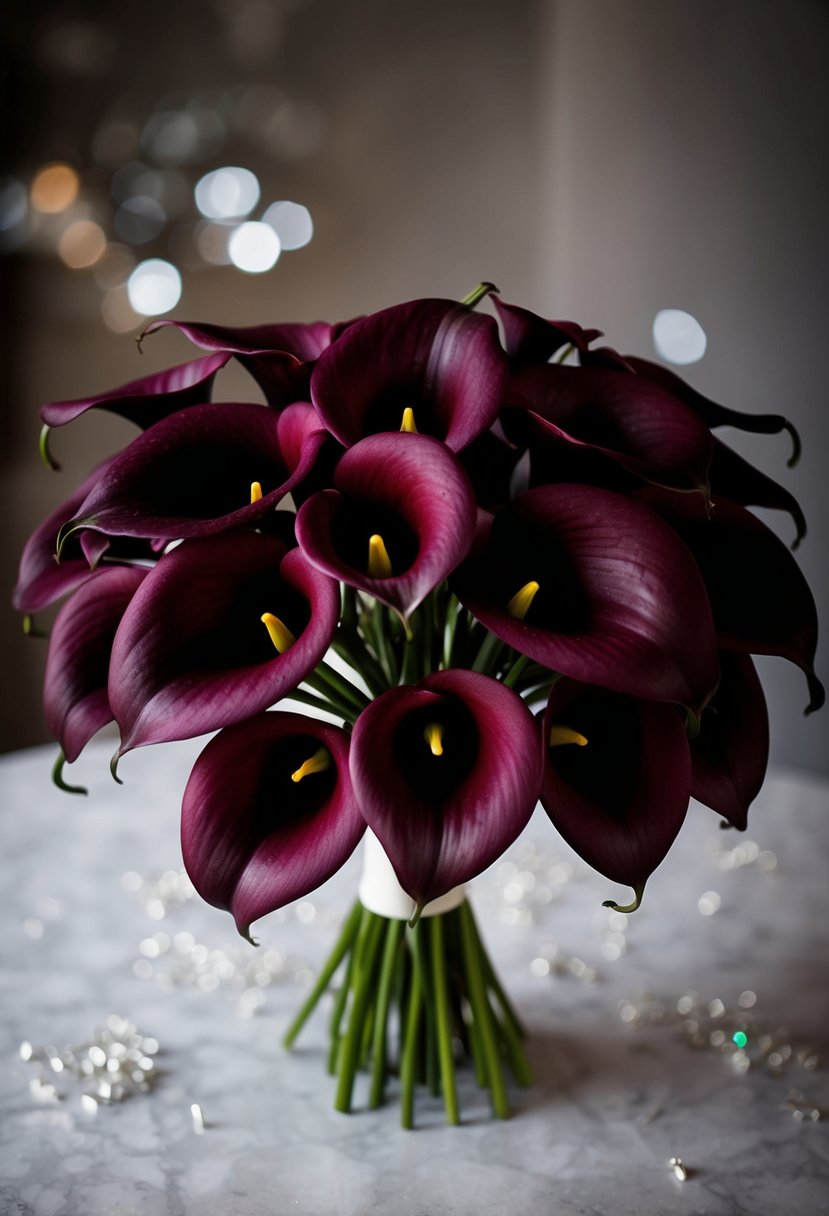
[52,749,87,796]
[238,925,259,947]
[601,883,645,914]
[461,282,499,309]
[39,424,59,471]
[785,420,802,468]
[408,902,424,929]
[110,749,124,785]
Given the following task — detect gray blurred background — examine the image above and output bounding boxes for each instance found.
[2,0,827,773]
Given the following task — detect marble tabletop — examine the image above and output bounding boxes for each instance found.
[1,739,828,1216]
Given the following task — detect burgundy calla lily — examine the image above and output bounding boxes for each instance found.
[493,297,603,364]
[622,355,801,466]
[109,532,339,754]
[58,402,327,546]
[691,652,769,830]
[504,364,713,495]
[709,439,806,548]
[182,713,364,939]
[452,485,720,713]
[638,487,824,713]
[350,670,541,912]
[310,298,508,452]
[296,433,476,619]
[541,680,691,899]
[41,352,231,432]
[142,318,347,406]
[13,459,156,615]
[44,565,149,764]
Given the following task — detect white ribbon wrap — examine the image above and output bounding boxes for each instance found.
[357,829,465,920]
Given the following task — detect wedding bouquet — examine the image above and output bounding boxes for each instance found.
[14,283,822,1126]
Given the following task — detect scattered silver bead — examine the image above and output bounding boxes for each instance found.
[19,1018,161,1109]
[668,1156,688,1181]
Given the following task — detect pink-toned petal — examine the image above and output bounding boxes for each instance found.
[109,533,339,752]
[182,713,363,937]
[41,353,230,430]
[350,670,542,908]
[296,433,476,618]
[44,566,148,762]
[311,298,508,451]
[452,485,720,713]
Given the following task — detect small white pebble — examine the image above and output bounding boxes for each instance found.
[190,1102,205,1133]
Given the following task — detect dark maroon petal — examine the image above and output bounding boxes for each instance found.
[506,364,713,494]
[452,485,720,713]
[710,439,806,548]
[61,402,327,543]
[40,353,230,431]
[541,680,691,888]
[350,670,541,909]
[458,426,526,512]
[44,566,148,762]
[691,653,768,830]
[311,298,508,451]
[493,297,602,364]
[638,488,824,714]
[109,532,339,752]
[296,433,476,618]
[624,356,801,465]
[182,713,363,938]
[13,459,156,614]
[142,319,343,406]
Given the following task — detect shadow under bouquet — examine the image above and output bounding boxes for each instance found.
[14,283,823,1127]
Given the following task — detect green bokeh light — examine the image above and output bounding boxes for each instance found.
[733,1031,748,1049]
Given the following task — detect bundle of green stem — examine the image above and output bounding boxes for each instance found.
[283,897,531,1127]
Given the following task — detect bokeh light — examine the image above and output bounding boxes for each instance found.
[101,284,143,333]
[31,163,80,214]
[115,196,167,244]
[262,200,313,250]
[127,258,182,315]
[653,308,707,365]
[195,167,260,220]
[57,220,107,269]
[228,221,280,273]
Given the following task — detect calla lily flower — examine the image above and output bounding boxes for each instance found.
[181,713,363,940]
[540,679,691,898]
[310,298,508,452]
[637,487,824,713]
[452,484,720,713]
[13,459,156,615]
[44,565,148,764]
[142,318,349,406]
[296,433,476,619]
[709,439,806,548]
[493,297,602,364]
[504,364,713,495]
[350,670,541,912]
[621,355,802,466]
[58,402,327,546]
[109,531,339,754]
[40,352,231,433]
[691,652,768,830]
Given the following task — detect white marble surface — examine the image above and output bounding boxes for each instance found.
[1,740,828,1216]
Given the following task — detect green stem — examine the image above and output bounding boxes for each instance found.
[471,630,503,676]
[369,918,405,1108]
[289,687,351,721]
[328,916,362,1074]
[502,654,530,690]
[314,659,370,712]
[283,902,362,1048]
[400,933,424,1129]
[332,634,387,697]
[334,911,386,1112]
[461,282,498,309]
[430,915,460,1124]
[459,901,510,1118]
